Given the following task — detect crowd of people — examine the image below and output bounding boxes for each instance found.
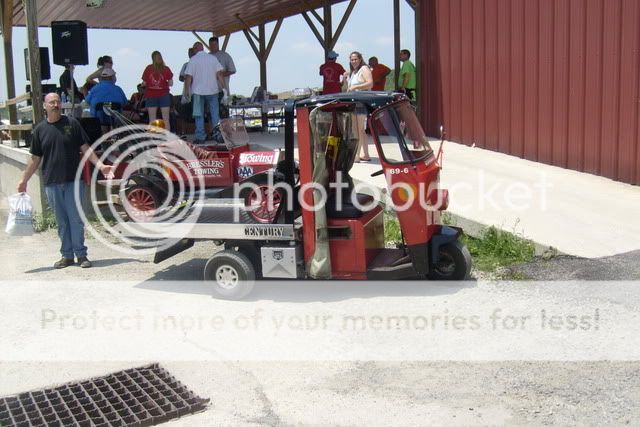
[319,48,415,98]
[319,48,416,161]
[57,40,236,140]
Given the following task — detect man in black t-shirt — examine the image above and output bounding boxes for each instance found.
[18,93,113,269]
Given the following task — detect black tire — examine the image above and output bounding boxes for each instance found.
[124,184,160,222]
[204,250,256,300]
[428,240,472,280]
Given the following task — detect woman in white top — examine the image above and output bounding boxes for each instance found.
[344,51,373,161]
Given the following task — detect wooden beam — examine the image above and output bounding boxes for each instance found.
[191,31,209,48]
[1,0,18,138]
[259,24,267,89]
[264,18,283,60]
[23,0,43,124]
[323,4,332,56]
[0,93,32,108]
[331,0,357,49]
[394,0,401,90]
[296,0,324,25]
[405,0,416,12]
[235,13,259,42]
[242,29,260,59]
[301,11,325,48]
[0,124,33,131]
[259,24,268,129]
[309,8,323,25]
[221,33,230,52]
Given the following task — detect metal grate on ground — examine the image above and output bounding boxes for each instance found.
[0,363,209,427]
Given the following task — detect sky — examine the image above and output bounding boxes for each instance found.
[0,0,415,100]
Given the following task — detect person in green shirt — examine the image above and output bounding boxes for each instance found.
[398,49,416,100]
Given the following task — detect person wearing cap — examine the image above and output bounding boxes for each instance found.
[319,50,346,95]
[85,68,128,130]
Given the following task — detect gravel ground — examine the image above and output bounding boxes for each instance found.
[507,251,640,281]
[1,210,640,425]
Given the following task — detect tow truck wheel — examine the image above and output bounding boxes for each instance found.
[204,250,255,300]
[125,184,160,222]
[243,180,284,224]
[428,240,472,280]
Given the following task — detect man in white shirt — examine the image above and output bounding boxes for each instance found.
[209,36,236,118]
[184,42,224,143]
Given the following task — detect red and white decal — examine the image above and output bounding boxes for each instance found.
[239,151,276,165]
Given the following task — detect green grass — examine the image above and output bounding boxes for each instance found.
[384,212,535,272]
[32,209,119,233]
[384,211,403,245]
[460,226,535,271]
[33,208,57,232]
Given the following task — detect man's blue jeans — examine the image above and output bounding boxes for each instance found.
[192,93,220,141]
[45,182,87,259]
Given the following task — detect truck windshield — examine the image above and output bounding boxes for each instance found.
[370,102,433,164]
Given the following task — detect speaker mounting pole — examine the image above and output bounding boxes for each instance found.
[23,0,43,123]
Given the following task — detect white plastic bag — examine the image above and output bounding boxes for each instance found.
[5,193,34,236]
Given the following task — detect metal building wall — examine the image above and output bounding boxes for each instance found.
[419,0,640,185]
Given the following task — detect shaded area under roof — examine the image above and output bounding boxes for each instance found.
[9,0,348,34]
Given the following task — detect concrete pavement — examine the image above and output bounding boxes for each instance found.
[349,139,640,258]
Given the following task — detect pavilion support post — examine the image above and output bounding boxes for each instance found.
[240,19,282,130]
[322,4,332,58]
[1,0,18,139]
[393,0,401,90]
[23,0,43,124]
[258,24,268,129]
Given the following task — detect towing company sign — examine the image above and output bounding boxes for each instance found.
[186,159,226,176]
[239,151,277,165]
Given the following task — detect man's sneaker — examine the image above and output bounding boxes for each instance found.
[54,258,75,269]
[77,256,92,268]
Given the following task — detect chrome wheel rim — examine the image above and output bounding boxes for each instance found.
[215,265,239,289]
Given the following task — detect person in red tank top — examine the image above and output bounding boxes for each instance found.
[141,51,174,131]
[319,50,346,94]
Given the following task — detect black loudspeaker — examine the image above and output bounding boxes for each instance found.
[51,20,89,66]
[25,84,58,105]
[24,47,51,81]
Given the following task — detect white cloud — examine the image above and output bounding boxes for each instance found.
[375,36,393,46]
[237,55,256,66]
[114,47,139,58]
[332,41,355,58]
[291,41,314,51]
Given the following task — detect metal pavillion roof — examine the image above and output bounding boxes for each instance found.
[8,0,348,34]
